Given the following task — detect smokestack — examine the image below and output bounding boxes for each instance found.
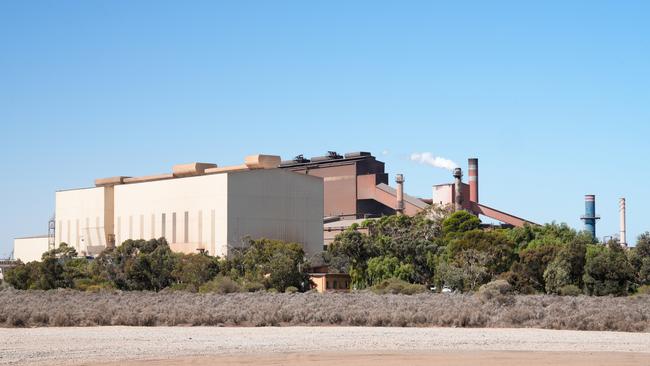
[620,198,627,247]
[581,195,600,240]
[468,158,479,203]
[395,174,405,215]
[453,168,463,211]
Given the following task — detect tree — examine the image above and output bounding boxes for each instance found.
[507,222,594,251]
[172,253,220,291]
[62,258,91,288]
[508,244,559,293]
[3,261,40,290]
[223,238,309,292]
[442,211,481,237]
[434,261,465,291]
[583,242,635,296]
[635,232,650,257]
[363,214,441,284]
[629,232,650,286]
[542,239,588,294]
[454,249,490,291]
[446,229,517,278]
[91,238,177,291]
[328,228,376,288]
[126,240,177,291]
[41,242,78,261]
[543,258,572,294]
[37,243,80,290]
[366,256,415,285]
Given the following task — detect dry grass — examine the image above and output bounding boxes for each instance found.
[0,288,648,332]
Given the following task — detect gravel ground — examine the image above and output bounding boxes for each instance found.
[1,327,649,365]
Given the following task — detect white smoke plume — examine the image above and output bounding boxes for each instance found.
[410,152,458,171]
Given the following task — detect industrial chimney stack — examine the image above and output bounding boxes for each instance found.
[468,158,479,203]
[453,168,463,211]
[395,174,405,215]
[581,195,600,240]
[620,198,627,247]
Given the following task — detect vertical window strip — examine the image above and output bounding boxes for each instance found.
[198,210,203,247]
[151,214,155,239]
[116,217,121,246]
[161,213,166,240]
[211,209,216,257]
[140,214,144,239]
[172,212,177,243]
[184,211,189,243]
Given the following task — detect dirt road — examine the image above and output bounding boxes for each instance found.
[1,327,649,365]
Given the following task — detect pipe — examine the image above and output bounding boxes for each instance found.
[620,198,627,247]
[453,168,463,211]
[395,174,405,215]
[468,158,479,203]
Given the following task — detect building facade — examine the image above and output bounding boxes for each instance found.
[52,156,324,257]
[13,235,49,263]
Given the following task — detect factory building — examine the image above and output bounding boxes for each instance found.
[14,155,324,262]
[13,235,49,263]
[280,151,429,219]
[433,159,534,227]
[282,152,534,235]
[13,150,536,262]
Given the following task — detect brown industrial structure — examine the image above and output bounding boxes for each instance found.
[280,151,534,243]
[280,152,428,219]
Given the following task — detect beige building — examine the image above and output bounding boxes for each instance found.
[50,155,324,258]
[13,235,49,263]
[309,273,351,293]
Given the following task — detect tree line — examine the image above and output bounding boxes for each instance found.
[3,238,308,293]
[4,207,650,296]
[326,207,650,296]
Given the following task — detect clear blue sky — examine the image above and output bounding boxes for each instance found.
[1,1,649,257]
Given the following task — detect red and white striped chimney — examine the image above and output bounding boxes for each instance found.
[468,158,479,203]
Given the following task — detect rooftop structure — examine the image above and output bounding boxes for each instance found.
[280,152,428,219]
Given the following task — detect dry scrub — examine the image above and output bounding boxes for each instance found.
[0,289,648,332]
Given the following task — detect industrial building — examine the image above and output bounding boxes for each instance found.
[14,155,324,262]
[280,151,428,218]
[13,150,538,263]
[280,152,534,242]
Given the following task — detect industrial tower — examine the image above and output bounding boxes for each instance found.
[581,195,600,239]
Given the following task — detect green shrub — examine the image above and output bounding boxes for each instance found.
[243,281,265,292]
[285,286,299,294]
[477,280,515,305]
[371,278,426,295]
[558,284,582,296]
[198,276,241,294]
[636,285,650,295]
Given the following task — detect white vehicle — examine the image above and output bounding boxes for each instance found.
[429,286,453,293]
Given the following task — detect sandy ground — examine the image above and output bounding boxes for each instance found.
[1,327,649,366]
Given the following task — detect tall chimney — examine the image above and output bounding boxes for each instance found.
[581,195,600,240]
[620,198,627,247]
[468,158,479,203]
[395,174,405,215]
[453,168,463,211]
